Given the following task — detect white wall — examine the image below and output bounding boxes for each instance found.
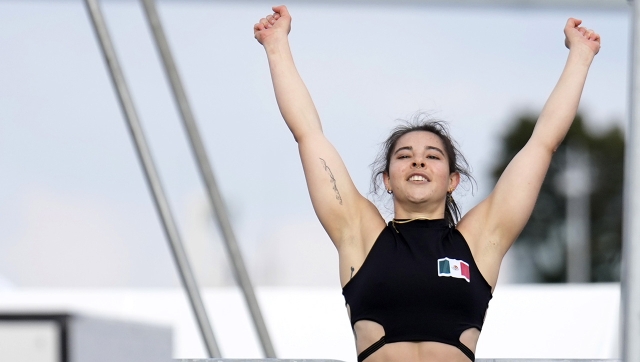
[0,284,620,361]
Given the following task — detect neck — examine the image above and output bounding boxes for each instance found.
[393,201,446,220]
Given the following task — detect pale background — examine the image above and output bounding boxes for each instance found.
[0,1,628,287]
[0,1,629,360]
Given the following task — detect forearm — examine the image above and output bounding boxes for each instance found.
[531,49,594,152]
[265,38,323,142]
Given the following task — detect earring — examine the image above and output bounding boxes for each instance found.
[447,192,454,203]
[387,189,393,194]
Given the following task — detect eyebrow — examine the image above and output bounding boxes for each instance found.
[393,145,446,157]
[426,146,446,156]
[393,146,413,155]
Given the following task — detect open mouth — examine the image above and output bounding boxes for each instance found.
[407,174,429,182]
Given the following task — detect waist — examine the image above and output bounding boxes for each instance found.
[356,340,474,362]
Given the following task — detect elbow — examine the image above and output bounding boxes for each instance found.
[549,135,568,154]
[550,137,567,154]
[529,133,564,155]
[543,143,560,156]
[291,125,323,144]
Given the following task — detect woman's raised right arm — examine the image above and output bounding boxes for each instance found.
[254,6,384,252]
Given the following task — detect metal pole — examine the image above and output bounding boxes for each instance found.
[564,145,591,283]
[83,0,220,357]
[139,0,276,357]
[622,0,640,360]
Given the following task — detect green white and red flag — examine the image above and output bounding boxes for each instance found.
[437,257,470,282]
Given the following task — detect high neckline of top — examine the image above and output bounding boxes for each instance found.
[389,218,449,228]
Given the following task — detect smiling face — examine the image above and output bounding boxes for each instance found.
[383,131,460,216]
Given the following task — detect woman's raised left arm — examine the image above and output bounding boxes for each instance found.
[458,18,601,272]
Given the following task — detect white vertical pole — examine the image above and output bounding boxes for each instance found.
[622,0,640,360]
[565,146,591,283]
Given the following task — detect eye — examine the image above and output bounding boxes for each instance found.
[427,155,440,160]
[397,155,410,159]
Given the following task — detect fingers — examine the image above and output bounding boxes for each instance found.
[256,16,274,30]
[567,16,600,43]
[260,17,270,29]
[256,14,278,29]
[254,6,289,42]
[578,27,599,41]
[585,29,594,40]
[253,16,272,33]
[255,9,284,33]
[272,5,289,17]
[566,17,582,29]
[266,14,276,26]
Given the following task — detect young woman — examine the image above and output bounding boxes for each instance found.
[254,6,600,362]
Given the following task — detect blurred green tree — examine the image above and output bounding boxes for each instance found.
[492,114,624,282]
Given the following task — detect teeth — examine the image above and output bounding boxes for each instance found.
[409,175,425,181]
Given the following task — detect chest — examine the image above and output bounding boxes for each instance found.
[347,227,483,314]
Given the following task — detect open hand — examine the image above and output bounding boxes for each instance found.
[254,5,291,46]
[564,18,600,56]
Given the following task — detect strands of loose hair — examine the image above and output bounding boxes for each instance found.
[370,112,475,226]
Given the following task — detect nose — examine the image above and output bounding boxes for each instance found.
[412,161,425,168]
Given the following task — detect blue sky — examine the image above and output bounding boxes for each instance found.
[0,1,629,287]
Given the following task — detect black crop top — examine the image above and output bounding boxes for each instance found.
[342,219,492,361]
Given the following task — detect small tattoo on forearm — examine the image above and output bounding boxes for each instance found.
[350,266,355,280]
[319,158,343,205]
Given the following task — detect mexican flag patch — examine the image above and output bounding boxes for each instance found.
[438,257,470,282]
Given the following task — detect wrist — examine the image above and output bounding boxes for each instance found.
[569,44,596,63]
[567,46,595,66]
[263,34,290,55]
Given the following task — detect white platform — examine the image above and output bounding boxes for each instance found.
[0,284,620,361]
[0,313,172,362]
[177,360,621,362]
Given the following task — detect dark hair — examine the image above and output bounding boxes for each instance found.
[371,113,474,226]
